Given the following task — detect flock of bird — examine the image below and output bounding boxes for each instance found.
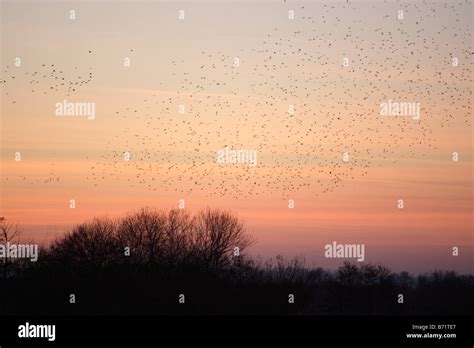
[2,1,471,200]
[2,63,93,99]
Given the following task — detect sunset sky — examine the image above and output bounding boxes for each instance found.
[1,0,472,273]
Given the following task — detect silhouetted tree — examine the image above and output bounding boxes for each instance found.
[0,218,21,279]
[190,209,254,270]
[1,209,473,316]
[47,217,121,277]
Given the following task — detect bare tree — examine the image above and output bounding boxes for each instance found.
[0,218,21,244]
[49,217,120,273]
[191,209,254,270]
[116,207,168,264]
[0,218,22,279]
[163,209,194,268]
[46,208,255,279]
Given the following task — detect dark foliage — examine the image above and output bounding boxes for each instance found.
[1,208,472,315]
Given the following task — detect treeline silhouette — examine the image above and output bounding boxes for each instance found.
[1,208,473,315]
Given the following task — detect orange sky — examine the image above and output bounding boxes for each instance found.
[1,0,472,273]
